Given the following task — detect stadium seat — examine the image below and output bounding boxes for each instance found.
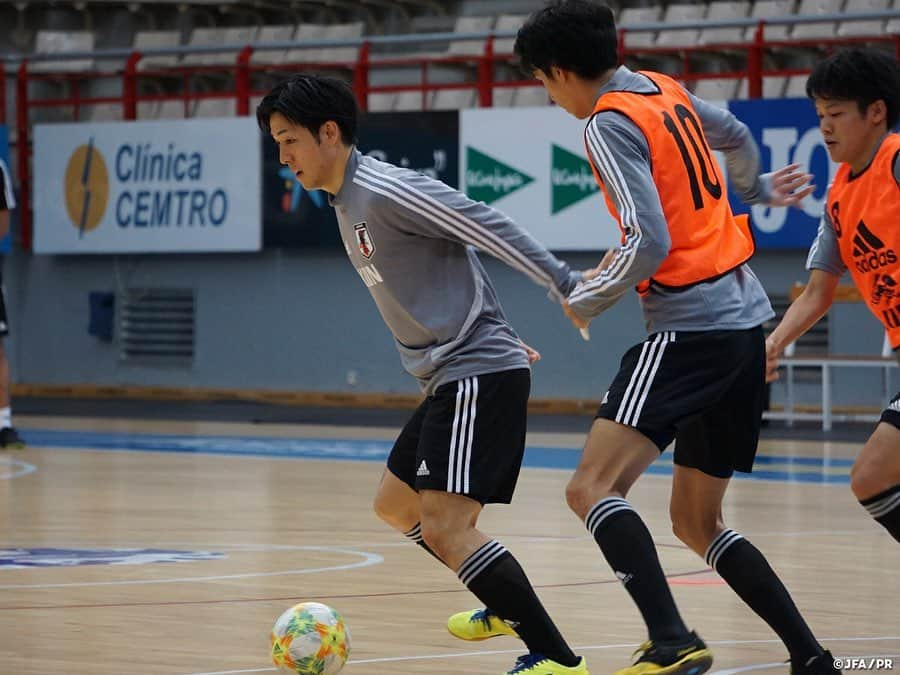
[655,3,708,48]
[619,6,663,48]
[698,1,751,44]
[789,0,846,40]
[31,30,95,72]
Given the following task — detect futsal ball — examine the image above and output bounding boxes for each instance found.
[270,602,351,675]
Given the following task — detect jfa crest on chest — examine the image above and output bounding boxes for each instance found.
[354,222,375,259]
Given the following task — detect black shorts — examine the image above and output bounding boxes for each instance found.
[880,392,900,429]
[387,368,530,505]
[597,326,766,479]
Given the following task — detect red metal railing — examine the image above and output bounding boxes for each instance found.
[2,13,899,250]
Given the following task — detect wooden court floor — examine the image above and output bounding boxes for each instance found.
[0,415,897,675]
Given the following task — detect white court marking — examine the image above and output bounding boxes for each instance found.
[0,457,36,480]
[0,546,383,590]
[183,637,900,675]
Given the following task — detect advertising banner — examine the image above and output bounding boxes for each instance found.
[33,117,262,254]
[462,98,839,251]
[728,97,837,249]
[461,106,619,251]
[262,111,459,248]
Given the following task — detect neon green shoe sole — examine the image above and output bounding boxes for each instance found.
[613,634,713,675]
[504,654,589,674]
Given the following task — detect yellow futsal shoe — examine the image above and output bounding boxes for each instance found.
[613,632,713,675]
[504,653,589,674]
[447,608,520,641]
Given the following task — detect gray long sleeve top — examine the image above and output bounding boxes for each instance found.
[330,149,581,394]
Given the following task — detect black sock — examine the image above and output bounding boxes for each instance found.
[458,540,579,667]
[403,522,445,565]
[586,497,689,643]
[707,529,823,664]
[860,485,900,542]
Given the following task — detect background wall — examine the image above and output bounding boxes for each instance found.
[6,246,894,407]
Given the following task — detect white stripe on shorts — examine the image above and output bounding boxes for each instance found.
[448,377,478,494]
[616,332,675,427]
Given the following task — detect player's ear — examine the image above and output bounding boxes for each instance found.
[868,99,887,126]
[552,65,580,85]
[321,120,341,144]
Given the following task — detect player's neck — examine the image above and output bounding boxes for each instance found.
[588,68,617,104]
[848,130,888,175]
[324,145,354,195]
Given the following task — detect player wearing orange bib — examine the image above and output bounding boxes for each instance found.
[447,2,840,675]
[767,47,900,545]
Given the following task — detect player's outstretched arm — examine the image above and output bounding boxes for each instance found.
[689,92,813,209]
[765,269,840,382]
[372,169,581,302]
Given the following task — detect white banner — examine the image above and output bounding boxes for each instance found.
[461,106,618,251]
[34,117,261,254]
[461,103,730,251]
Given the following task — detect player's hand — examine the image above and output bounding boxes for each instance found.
[765,335,781,383]
[582,248,617,282]
[767,163,815,208]
[520,341,541,364]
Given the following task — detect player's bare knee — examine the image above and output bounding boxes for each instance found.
[372,491,412,531]
[372,492,393,524]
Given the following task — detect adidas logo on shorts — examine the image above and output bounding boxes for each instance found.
[416,460,430,477]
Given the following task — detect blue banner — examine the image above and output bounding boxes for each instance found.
[727,98,837,249]
[0,125,11,253]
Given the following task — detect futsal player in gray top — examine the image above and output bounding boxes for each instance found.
[257,75,591,675]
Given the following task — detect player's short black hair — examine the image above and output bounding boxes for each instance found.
[256,74,358,145]
[806,47,900,129]
[514,0,618,80]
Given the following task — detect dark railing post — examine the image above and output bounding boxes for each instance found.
[0,61,6,126]
[420,61,428,110]
[478,34,494,107]
[123,51,141,120]
[748,21,765,99]
[236,45,253,116]
[72,73,81,122]
[182,71,190,117]
[353,41,370,112]
[16,60,30,250]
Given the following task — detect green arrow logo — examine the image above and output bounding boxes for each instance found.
[465,147,534,204]
[551,144,598,214]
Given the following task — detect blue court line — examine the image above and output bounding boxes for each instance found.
[20,429,851,484]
